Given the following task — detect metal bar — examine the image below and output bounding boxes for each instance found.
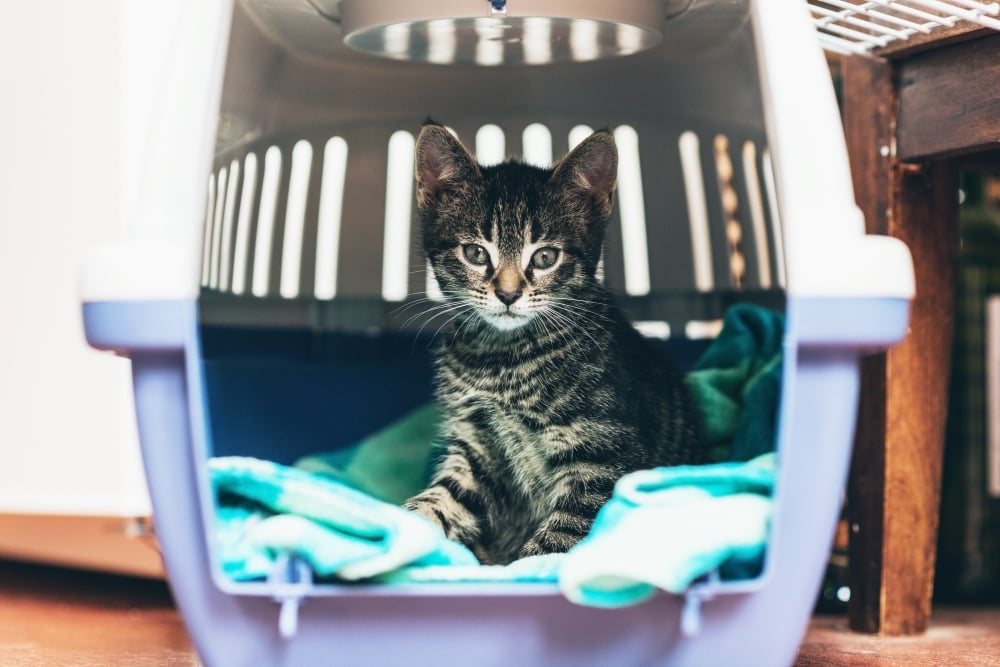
[947,0,1000,13]
[815,31,871,54]
[819,19,894,46]
[820,1,933,34]
[862,0,959,26]
[906,0,1000,27]
[810,5,912,38]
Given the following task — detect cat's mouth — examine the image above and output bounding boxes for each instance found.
[481,308,533,332]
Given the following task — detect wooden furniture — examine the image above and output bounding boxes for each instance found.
[842,25,1000,635]
[3,558,1000,666]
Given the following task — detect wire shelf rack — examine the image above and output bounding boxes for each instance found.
[808,0,1000,53]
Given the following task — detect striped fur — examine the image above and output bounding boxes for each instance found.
[404,123,702,565]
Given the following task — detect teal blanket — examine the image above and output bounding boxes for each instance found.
[211,456,477,581]
[685,303,785,463]
[211,304,784,606]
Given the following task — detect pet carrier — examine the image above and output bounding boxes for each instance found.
[82,0,914,665]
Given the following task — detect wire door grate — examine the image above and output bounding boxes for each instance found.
[808,0,1000,53]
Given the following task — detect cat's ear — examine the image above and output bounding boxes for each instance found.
[549,131,618,220]
[414,124,481,210]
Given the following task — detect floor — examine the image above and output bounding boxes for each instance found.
[2,559,999,666]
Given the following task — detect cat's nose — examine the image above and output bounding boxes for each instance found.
[494,267,524,306]
[495,288,522,306]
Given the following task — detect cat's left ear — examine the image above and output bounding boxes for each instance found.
[549,131,618,220]
[414,124,482,211]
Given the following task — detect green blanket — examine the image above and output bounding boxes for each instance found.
[686,303,785,462]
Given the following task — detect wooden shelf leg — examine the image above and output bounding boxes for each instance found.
[842,53,959,635]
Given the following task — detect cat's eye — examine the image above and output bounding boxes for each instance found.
[530,247,560,270]
[463,243,489,266]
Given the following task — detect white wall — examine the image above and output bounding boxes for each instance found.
[0,2,151,516]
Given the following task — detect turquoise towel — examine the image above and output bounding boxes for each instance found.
[558,454,775,607]
[210,456,477,581]
[376,553,563,585]
[211,453,774,601]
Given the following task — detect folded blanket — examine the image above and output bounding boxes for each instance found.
[210,456,477,582]
[558,454,775,607]
[375,553,563,585]
[211,454,774,601]
[685,304,785,462]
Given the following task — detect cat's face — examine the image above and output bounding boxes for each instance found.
[414,124,617,332]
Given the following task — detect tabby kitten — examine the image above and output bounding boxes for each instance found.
[404,123,701,565]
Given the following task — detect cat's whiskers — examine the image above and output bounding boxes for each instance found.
[546,306,610,334]
[546,295,614,324]
[397,297,469,330]
[410,300,473,336]
[452,308,481,345]
[535,308,573,352]
[390,290,465,318]
[544,303,603,351]
[426,304,478,349]
[554,301,611,334]
[394,290,468,317]
[403,297,477,350]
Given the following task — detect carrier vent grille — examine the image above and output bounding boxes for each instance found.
[203,123,784,333]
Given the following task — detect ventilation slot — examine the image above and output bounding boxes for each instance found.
[522,17,552,65]
[570,17,600,62]
[614,125,651,297]
[382,131,416,302]
[522,123,553,167]
[209,167,228,290]
[427,19,457,65]
[761,148,786,288]
[742,141,773,290]
[219,159,241,292]
[202,175,216,287]
[475,19,505,66]
[280,140,313,299]
[252,145,282,298]
[314,137,349,300]
[569,124,594,150]
[679,131,714,292]
[713,135,745,289]
[231,152,258,296]
[476,124,505,165]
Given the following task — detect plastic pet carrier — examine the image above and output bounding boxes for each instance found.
[82,1,915,665]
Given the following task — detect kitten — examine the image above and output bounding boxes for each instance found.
[404,123,702,565]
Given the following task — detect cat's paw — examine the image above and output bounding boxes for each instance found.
[403,496,445,529]
[519,530,584,559]
[517,540,545,559]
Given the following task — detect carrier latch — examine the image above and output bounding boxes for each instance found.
[267,555,314,640]
[680,571,720,638]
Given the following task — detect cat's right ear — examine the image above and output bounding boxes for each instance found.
[414,124,481,211]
